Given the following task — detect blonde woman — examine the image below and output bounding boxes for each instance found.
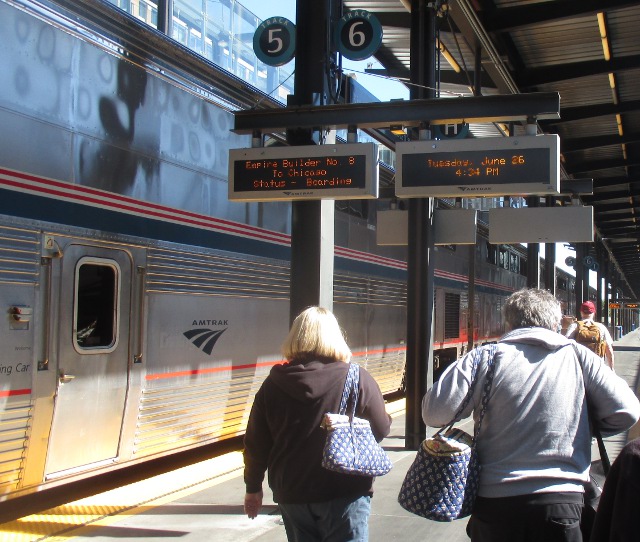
[243,307,391,541]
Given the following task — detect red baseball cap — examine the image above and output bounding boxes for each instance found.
[580,301,596,314]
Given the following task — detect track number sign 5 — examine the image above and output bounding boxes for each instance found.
[253,17,296,66]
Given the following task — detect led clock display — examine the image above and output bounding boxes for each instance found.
[402,148,549,184]
[396,135,560,198]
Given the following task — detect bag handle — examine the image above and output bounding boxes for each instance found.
[436,343,498,441]
[338,362,360,418]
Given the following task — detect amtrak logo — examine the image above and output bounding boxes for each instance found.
[458,186,492,192]
[183,328,227,355]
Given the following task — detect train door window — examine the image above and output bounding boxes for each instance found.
[73,257,121,353]
[444,292,460,339]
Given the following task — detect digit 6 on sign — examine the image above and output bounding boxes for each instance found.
[335,10,383,61]
[348,21,366,48]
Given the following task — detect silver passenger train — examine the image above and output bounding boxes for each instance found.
[0,0,577,503]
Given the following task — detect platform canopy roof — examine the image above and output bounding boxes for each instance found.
[343,0,640,298]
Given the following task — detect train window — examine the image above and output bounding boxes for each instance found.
[486,242,498,265]
[444,292,460,339]
[500,247,510,270]
[510,253,519,273]
[73,258,120,353]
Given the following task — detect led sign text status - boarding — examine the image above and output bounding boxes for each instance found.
[228,143,378,201]
[395,134,560,198]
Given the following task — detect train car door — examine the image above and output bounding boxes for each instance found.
[45,245,132,477]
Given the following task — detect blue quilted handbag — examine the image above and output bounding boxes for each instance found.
[321,363,392,476]
[397,344,497,521]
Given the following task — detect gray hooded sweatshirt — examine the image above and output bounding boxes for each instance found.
[423,327,640,498]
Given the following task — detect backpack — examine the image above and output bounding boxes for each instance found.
[575,320,606,357]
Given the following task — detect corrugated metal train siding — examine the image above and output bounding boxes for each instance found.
[145,247,290,299]
[0,225,39,491]
[0,226,40,285]
[0,400,32,492]
[134,368,265,455]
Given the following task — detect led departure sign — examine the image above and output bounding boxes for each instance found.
[396,135,560,198]
[229,143,378,201]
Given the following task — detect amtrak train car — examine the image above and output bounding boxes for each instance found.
[0,0,542,502]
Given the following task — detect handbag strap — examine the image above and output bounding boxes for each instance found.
[571,343,611,475]
[338,362,360,417]
[438,343,498,440]
[472,343,498,441]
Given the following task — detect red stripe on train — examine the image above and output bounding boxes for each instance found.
[0,389,31,397]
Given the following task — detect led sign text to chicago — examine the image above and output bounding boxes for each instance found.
[229,143,378,201]
[238,155,362,190]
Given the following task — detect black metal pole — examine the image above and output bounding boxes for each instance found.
[596,243,603,318]
[289,0,335,324]
[603,256,610,327]
[575,243,585,314]
[544,196,556,295]
[526,197,540,288]
[405,0,437,450]
[467,45,482,353]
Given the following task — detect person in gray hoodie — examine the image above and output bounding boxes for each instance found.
[243,306,391,541]
[422,288,640,542]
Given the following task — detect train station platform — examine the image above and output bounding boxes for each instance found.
[3,330,640,542]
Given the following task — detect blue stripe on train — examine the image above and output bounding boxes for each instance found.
[0,188,290,260]
[0,188,518,293]
[0,188,408,281]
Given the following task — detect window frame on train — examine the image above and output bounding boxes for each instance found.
[73,257,121,354]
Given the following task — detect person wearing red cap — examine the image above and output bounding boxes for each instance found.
[565,301,615,370]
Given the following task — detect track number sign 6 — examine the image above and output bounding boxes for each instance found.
[334,10,383,61]
[253,17,296,66]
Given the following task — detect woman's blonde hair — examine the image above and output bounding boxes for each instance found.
[281,306,351,362]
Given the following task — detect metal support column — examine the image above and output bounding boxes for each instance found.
[575,243,585,314]
[544,197,556,295]
[526,197,540,288]
[466,44,482,353]
[603,256,610,327]
[405,0,437,450]
[156,0,170,34]
[596,244,603,318]
[289,0,336,323]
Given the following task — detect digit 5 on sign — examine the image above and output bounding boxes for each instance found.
[253,17,296,67]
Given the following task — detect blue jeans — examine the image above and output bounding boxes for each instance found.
[278,495,371,542]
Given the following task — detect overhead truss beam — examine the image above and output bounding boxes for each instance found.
[232,92,560,134]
